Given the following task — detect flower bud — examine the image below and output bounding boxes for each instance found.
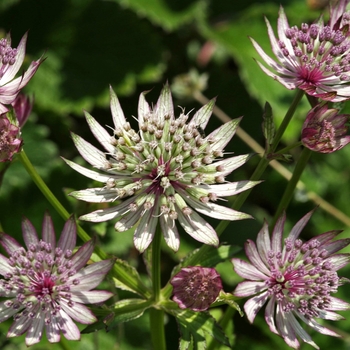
[170,266,222,311]
[301,104,350,153]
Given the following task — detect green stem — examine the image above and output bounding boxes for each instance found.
[274,141,302,155]
[270,89,305,151]
[270,147,313,229]
[227,90,305,213]
[149,309,166,350]
[150,225,167,350]
[18,149,72,224]
[18,149,151,298]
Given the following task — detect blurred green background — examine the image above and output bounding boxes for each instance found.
[1,0,350,349]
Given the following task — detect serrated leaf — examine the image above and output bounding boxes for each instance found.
[112,258,151,296]
[106,299,152,330]
[216,291,244,317]
[168,307,230,349]
[178,323,193,350]
[114,0,207,32]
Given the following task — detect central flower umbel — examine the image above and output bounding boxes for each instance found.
[65,84,259,252]
[2,241,73,308]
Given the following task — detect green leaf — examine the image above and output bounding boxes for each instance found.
[17,0,166,115]
[170,245,241,278]
[178,323,193,350]
[216,291,244,317]
[83,299,152,334]
[114,0,207,31]
[112,258,151,296]
[262,102,274,148]
[167,304,230,349]
[107,299,152,330]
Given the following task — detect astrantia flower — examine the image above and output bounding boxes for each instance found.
[232,210,350,349]
[251,1,350,101]
[64,84,258,252]
[301,103,350,153]
[0,213,114,346]
[0,114,22,162]
[170,266,222,311]
[0,32,43,113]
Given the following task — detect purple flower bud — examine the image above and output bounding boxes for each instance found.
[170,266,222,311]
[301,104,350,153]
[0,115,22,162]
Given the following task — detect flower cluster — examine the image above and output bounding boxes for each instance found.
[251,0,350,101]
[301,103,350,153]
[232,211,350,349]
[0,33,42,113]
[65,84,258,252]
[170,266,222,311]
[0,114,22,162]
[0,213,113,346]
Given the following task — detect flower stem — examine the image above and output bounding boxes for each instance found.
[271,89,305,150]
[270,147,313,229]
[232,89,305,210]
[149,308,166,350]
[150,225,167,350]
[18,149,72,223]
[274,141,302,155]
[18,149,151,298]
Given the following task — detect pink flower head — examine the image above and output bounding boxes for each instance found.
[170,266,222,311]
[0,32,43,114]
[0,114,22,162]
[251,1,350,102]
[301,103,350,153]
[64,84,259,253]
[0,213,114,346]
[12,93,33,127]
[232,210,350,349]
